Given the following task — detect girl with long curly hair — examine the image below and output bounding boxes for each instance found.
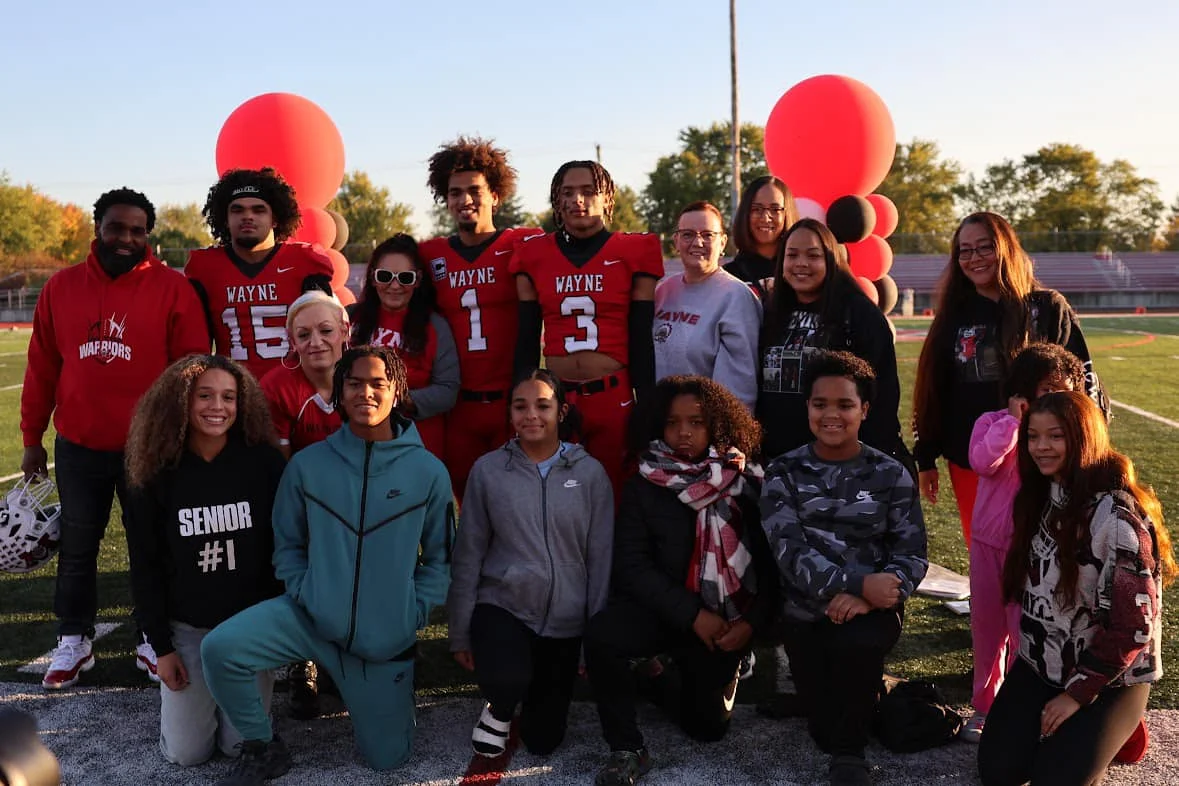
[912,212,1105,546]
[123,354,286,768]
[584,375,777,786]
[350,233,459,458]
[978,391,1175,785]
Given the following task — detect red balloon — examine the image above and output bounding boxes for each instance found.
[764,75,896,207]
[293,206,336,247]
[334,286,357,307]
[846,234,894,281]
[855,275,879,305]
[867,194,899,238]
[326,248,350,290]
[215,93,345,208]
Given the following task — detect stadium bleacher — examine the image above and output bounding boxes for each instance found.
[890,252,1179,295]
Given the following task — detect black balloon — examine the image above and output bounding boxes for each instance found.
[825,195,876,244]
[326,209,349,251]
[874,274,899,313]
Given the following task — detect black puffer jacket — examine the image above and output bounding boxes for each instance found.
[611,474,779,635]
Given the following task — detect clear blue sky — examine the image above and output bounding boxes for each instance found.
[3,0,1176,230]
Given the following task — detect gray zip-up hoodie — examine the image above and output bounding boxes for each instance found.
[447,440,614,652]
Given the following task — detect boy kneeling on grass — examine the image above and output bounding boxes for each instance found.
[760,350,928,786]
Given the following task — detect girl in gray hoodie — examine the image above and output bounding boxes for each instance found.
[448,369,614,758]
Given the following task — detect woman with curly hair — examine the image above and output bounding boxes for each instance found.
[350,233,459,458]
[979,391,1175,785]
[186,167,334,381]
[912,212,1105,546]
[123,354,286,768]
[584,375,778,786]
[757,219,909,472]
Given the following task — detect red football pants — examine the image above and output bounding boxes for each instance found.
[444,396,511,504]
[563,369,634,504]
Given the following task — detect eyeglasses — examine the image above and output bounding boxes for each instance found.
[751,205,787,218]
[373,269,419,286]
[674,230,723,244]
[958,242,996,261]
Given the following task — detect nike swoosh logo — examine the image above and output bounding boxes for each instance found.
[621,400,634,407]
[277,266,294,273]
[494,250,511,256]
[603,259,621,266]
[723,678,738,712]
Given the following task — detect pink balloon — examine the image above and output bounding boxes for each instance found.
[764,75,896,207]
[215,93,345,208]
[326,248,350,290]
[795,197,827,223]
[293,206,336,247]
[334,286,357,307]
[855,275,879,305]
[846,234,894,281]
[867,194,899,238]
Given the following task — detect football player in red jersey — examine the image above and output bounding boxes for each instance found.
[420,137,542,500]
[512,161,664,497]
[186,168,334,381]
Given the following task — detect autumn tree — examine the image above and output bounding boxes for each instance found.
[153,203,211,265]
[329,171,414,262]
[641,122,768,245]
[876,139,963,253]
[958,144,1164,252]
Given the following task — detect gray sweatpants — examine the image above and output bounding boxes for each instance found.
[159,620,275,766]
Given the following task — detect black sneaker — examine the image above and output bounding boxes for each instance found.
[828,754,870,786]
[288,661,320,720]
[595,748,652,786]
[218,737,292,785]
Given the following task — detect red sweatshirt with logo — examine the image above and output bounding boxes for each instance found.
[21,243,210,452]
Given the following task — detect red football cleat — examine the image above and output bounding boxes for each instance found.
[1114,717,1149,764]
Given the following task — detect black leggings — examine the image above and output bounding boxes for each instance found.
[469,603,582,755]
[978,658,1149,786]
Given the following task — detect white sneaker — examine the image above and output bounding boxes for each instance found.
[136,639,161,684]
[958,712,985,743]
[42,635,94,690]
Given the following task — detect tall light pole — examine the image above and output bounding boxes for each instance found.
[729,0,741,217]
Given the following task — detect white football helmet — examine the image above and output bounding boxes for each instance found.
[0,476,62,574]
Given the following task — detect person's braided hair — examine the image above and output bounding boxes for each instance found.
[549,160,616,230]
[202,167,302,245]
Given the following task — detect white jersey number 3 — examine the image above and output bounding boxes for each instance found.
[221,305,289,360]
[561,295,599,353]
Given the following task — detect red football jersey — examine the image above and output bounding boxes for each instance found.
[259,364,342,454]
[185,242,334,380]
[421,227,542,391]
[361,308,438,391]
[511,232,663,363]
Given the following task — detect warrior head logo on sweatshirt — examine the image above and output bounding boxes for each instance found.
[79,313,132,364]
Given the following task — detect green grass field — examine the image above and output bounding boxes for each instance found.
[2,318,1178,708]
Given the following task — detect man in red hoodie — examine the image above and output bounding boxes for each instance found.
[21,187,210,690]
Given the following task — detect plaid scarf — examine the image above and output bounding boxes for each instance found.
[639,441,764,622]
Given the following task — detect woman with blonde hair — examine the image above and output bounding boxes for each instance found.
[260,290,349,458]
[912,212,1104,545]
[123,354,286,768]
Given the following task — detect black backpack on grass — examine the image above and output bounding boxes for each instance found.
[872,677,963,753]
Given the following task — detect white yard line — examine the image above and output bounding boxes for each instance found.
[1111,399,1179,430]
[18,622,121,673]
[0,464,53,483]
[0,383,23,391]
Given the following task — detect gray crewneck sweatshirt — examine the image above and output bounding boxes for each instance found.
[653,269,762,410]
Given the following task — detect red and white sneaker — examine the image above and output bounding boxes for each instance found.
[42,635,94,690]
[136,639,161,684]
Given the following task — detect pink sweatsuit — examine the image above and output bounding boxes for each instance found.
[967,409,1024,714]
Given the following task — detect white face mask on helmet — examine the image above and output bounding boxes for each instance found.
[0,476,62,574]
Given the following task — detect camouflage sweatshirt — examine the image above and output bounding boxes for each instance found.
[1020,484,1163,705]
[760,444,928,622]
